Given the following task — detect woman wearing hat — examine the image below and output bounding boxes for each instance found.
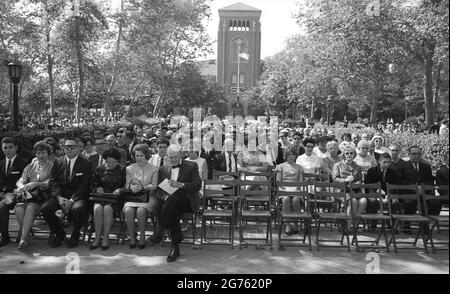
[371,134,389,155]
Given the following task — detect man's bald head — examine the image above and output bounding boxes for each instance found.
[167,144,182,166]
[105,134,117,147]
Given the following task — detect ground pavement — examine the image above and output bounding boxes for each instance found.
[0,218,448,274]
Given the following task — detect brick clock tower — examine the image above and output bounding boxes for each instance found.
[217,2,261,114]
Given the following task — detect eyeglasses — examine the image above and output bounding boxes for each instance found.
[64,145,78,149]
[390,149,399,152]
[345,152,355,155]
[305,145,314,148]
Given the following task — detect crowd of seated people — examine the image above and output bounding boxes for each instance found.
[0,122,448,261]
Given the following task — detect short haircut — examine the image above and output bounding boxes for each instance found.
[65,136,78,143]
[102,147,122,161]
[343,145,357,155]
[284,146,299,161]
[1,137,17,146]
[83,136,95,145]
[388,142,402,150]
[293,132,303,139]
[378,153,392,161]
[341,133,351,140]
[33,141,52,155]
[43,137,58,153]
[132,143,151,160]
[326,140,338,148]
[156,137,170,147]
[303,138,316,146]
[124,131,135,140]
[357,140,370,148]
[408,145,422,153]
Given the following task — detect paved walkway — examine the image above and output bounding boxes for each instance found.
[0,220,448,274]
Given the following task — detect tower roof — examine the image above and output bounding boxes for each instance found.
[219,2,261,12]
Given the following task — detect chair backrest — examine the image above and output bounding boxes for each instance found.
[386,183,421,216]
[212,170,240,180]
[239,180,272,208]
[275,180,310,212]
[304,172,330,182]
[422,184,449,201]
[312,181,347,212]
[349,182,383,215]
[203,179,239,208]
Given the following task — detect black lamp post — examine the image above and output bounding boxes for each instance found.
[326,95,333,126]
[8,61,23,132]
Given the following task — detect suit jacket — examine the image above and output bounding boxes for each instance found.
[0,156,27,193]
[400,160,434,186]
[365,166,399,191]
[213,152,238,174]
[49,156,92,202]
[436,165,449,195]
[116,147,128,166]
[157,160,202,212]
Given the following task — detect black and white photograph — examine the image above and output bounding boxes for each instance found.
[0,0,448,277]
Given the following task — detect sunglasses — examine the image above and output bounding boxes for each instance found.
[345,152,355,155]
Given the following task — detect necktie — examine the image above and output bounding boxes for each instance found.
[382,170,386,183]
[6,159,11,175]
[68,159,73,179]
[160,157,164,167]
[228,153,232,172]
[414,163,419,173]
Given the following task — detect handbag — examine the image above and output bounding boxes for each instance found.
[120,178,149,203]
[89,192,121,205]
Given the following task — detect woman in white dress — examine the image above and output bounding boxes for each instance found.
[123,144,158,249]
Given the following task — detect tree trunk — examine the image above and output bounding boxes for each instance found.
[104,0,123,117]
[369,81,383,124]
[127,76,145,118]
[74,15,84,123]
[423,40,435,127]
[434,60,442,115]
[47,31,55,117]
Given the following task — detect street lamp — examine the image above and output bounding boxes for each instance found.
[326,95,333,126]
[8,61,23,132]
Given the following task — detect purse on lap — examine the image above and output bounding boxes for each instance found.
[89,192,121,205]
[119,178,149,203]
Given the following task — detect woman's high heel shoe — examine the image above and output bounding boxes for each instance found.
[18,240,28,250]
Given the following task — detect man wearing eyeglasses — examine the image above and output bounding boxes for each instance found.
[399,145,435,234]
[41,137,92,248]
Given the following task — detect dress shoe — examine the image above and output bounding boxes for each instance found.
[89,243,100,250]
[0,236,11,247]
[51,230,66,248]
[148,234,162,245]
[66,235,79,248]
[167,245,180,262]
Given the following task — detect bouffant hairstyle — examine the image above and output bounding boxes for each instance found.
[102,147,122,161]
[303,138,316,146]
[283,146,299,161]
[132,144,151,160]
[33,141,52,155]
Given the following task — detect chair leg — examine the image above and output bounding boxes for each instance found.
[316,219,321,251]
[269,218,273,250]
[278,218,283,250]
[427,222,436,254]
[381,221,390,253]
[345,222,351,252]
[307,220,312,251]
[420,223,429,254]
[192,216,196,245]
[389,219,398,253]
[239,217,243,250]
[353,219,360,252]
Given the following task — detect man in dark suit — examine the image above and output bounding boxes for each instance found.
[0,137,27,246]
[41,137,92,248]
[365,153,400,228]
[435,151,449,213]
[88,138,107,172]
[400,145,436,233]
[213,138,238,175]
[149,144,202,262]
[388,143,405,180]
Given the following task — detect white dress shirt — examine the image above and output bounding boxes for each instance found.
[66,155,78,179]
[224,152,236,172]
[171,166,180,181]
[296,153,322,174]
[5,155,17,173]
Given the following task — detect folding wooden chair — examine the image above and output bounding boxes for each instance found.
[386,184,432,254]
[275,179,312,250]
[418,185,448,253]
[349,182,392,252]
[313,181,351,251]
[238,179,273,250]
[201,179,238,248]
